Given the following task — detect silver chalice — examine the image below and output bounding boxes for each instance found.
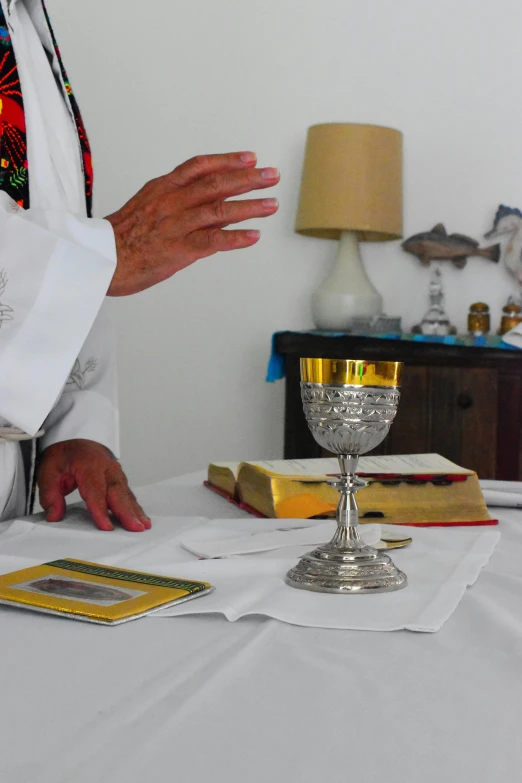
[285,358,407,594]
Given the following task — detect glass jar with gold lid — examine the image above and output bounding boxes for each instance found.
[499,300,522,335]
[467,302,490,336]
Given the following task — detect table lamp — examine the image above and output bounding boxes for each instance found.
[295,123,403,331]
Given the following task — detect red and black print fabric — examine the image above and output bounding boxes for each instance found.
[0,1,92,214]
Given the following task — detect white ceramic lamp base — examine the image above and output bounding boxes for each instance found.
[312,231,383,331]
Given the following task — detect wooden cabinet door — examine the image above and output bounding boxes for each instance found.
[428,367,498,478]
[383,366,498,478]
[384,366,430,456]
[496,367,522,480]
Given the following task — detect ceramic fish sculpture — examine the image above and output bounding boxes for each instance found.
[484,205,522,285]
[401,223,500,269]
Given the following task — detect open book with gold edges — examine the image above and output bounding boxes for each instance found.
[206,454,496,526]
[0,559,213,625]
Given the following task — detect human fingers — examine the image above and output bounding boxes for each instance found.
[76,470,115,532]
[39,474,67,522]
[188,227,261,258]
[106,480,151,533]
[169,152,258,188]
[38,459,68,522]
[184,197,279,231]
[183,167,280,207]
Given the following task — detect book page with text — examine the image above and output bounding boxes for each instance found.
[244,454,471,478]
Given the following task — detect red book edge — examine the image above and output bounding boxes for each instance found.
[203,482,498,526]
[356,473,469,483]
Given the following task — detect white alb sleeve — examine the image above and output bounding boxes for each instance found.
[0,192,117,435]
[41,299,120,458]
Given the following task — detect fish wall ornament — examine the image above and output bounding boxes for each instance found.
[402,223,500,268]
[485,206,522,285]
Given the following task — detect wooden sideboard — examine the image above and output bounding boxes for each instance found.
[275,332,522,480]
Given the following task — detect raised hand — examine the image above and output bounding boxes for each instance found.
[105,152,279,296]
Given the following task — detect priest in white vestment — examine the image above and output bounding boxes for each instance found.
[0,0,279,529]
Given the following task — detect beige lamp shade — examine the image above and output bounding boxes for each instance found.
[295,123,403,242]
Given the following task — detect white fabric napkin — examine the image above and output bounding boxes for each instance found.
[178,518,381,558]
[0,511,203,572]
[0,512,499,633]
[479,480,522,508]
[153,527,500,632]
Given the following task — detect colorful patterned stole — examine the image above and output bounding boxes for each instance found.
[0,0,93,213]
[0,1,94,509]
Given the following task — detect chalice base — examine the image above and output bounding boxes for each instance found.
[285,545,407,594]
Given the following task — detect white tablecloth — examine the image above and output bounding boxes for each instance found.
[0,471,521,783]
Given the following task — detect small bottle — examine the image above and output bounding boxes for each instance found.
[498,299,522,335]
[467,302,490,336]
[413,266,456,335]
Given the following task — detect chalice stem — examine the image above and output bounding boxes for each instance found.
[331,454,366,551]
[333,487,364,548]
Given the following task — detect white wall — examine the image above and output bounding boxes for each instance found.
[47,0,522,485]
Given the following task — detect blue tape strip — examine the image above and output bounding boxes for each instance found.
[266,332,286,382]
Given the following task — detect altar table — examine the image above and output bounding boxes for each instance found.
[0,471,520,783]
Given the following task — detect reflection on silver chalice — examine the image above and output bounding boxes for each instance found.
[285,358,407,594]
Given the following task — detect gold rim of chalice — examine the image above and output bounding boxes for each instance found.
[300,358,402,387]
